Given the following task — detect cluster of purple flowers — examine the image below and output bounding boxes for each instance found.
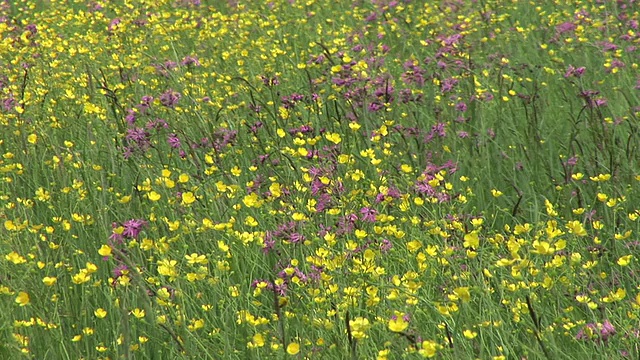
[576,320,616,343]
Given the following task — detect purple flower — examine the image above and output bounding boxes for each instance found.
[289,233,306,244]
[600,41,618,52]
[108,18,121,32]
[337,214,358,235]
[564,65,586,78]
[167,133,181,148]
[440,78,459,93]
[315,193,332,213]
[113,264,128,278]
[262,237,276,254]
[380,238,393,253]
[261,75,279,87]
[556,21,576,34]
[368,101,384,112]
[136,96,153,114]
[360,207,378,222]
[146,118,168,130]
[122,219,147,239]
[159,89,181,108]
[3,96,15,111]
[274,282,287,296]
[125,109,136,124]
[424,122,447,143]
[125,127,151,154]
[600,320,616,340]
[565,156,578,167]
[110,264,129,287]
[605,59,625,73]
[181,55,201,67]
[109,222,124,243]
[576,320,616,343]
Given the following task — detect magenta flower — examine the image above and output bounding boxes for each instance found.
[380,239,393,253]
[180,55,201,67]
[159,89,181,108]
[167,133,181,148]
[360,207,378,222]
[122,219,147,239]
[576,320,616,343]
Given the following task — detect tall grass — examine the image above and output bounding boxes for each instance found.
[0,0,638,359]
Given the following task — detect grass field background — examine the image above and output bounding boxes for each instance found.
[0,0,639,359]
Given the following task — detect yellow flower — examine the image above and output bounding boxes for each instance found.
[98,244,112,257]
[324,132,341,144]
[404,240,421,253]
[42,276,57,286]
[242,193,263,208]
[147,191,161,201]
[72,271,90,284]
[286,342,300,355]
[566,221,587,236]
[94,308,107,318]
[531,240,555,255]
[181,191,196,205]
[268,182,282,198]
[349,317,371,339]
[188,318,205,331]
[157,288,171,300]
[85,262,98,273]
[157,259,178,279]
[513,223,531,235]
[377,349,391,360]
[35,187,50,201]
[245,216,258,227]
[6,251,27,264]
[185,253,208,265]
[355,229,367,239]
[15,291,30,306]
[419,340,437,357]
[278,106,290,119]
[602,288,626,303]
[388,316,409,332]
[463,231,479,249]
[453,287,471,302]
[617,255,633,266]
[463,329,477,339]
[250,333,265,347]
[292,212,308,221]
[130,308,145,319]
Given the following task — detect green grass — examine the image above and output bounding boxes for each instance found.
[0,0,639,359]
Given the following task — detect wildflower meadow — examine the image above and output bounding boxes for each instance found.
[1,0,639,359]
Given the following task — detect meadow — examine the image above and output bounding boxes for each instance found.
[0,0,639,359]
